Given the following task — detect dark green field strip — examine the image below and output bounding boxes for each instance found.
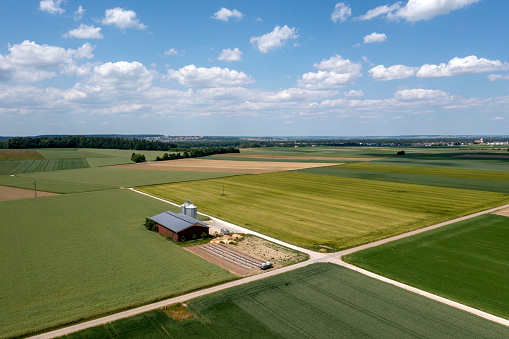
[140,172,509,250]
[296,167,509,193]
[37,148,115,159]
[61,263,509,338]
[344,214,509,319]
[0,158,90,175]
[0,189,235,338]
[0,174,112,193]
[373,152,509,171]
[18,167,242,189]
[338,163,509,181]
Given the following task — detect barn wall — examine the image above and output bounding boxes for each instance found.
[157,224,178,242]
[178,225,209,241]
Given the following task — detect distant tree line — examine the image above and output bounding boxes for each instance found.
[155,147,239,161]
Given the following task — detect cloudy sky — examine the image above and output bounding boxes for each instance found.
[1,0,508,136]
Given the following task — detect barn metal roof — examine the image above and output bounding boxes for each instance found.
[149,211,208,233]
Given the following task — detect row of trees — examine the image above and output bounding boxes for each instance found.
[0,136,179,151]
[155,147,239,161]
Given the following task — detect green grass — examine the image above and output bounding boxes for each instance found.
[0,174,110,193]
[139,172,509,251]
[16,167,241,190]
[0,158,90,175]
[86,157,133,167]
[0,189,235,338]
[297,166,509,194]
[83,148,180,161]
[60,263,509,339]
[338,163,509,181]
[0,149,44,161]
[37,148,114,159]
[343,213,509,319]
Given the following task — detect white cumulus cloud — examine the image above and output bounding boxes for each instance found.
[331,3,351,23]
[417,55,509,78]
[300,55,362,90]
[63,24,103,39]
[212,8,243,21]
[73,5,84,21]
[363,32,387,43]
[39,0,65,14]
[369,64,417,81]
[90,61,154,91]
[356,3,401,20]
[167,65,254,88]
[344,90,364,97]
[164,48,184,56]
[101,8,147,30]
[488,74,509,81]
[390,0,482,22]
[218,48,243,62]
[250,25,298,53]
[394,88,449,100]
[0,41,94,82]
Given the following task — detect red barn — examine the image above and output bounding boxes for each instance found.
[149,211,209,242]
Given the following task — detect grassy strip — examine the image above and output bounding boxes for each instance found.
[18,167,241,189]
[344,213,509,319]
[338,163,509,181]
[37,148,114,159]
[0,189,235,338]
[0,149,44,161]
[296,166,509,193]
[0,158,90,175]
[60,263,509,338]
[139,172,509,251]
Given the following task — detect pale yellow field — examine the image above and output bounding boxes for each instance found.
[109,158,339,174]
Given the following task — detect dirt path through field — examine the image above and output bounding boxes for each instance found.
[212,154,384,161]
[492,206,509,217]
[109,158,339,173]
[0,185,58,201]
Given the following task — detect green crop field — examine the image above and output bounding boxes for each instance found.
[139,172,509,250]
[344,213,509,319]
[15,167,240,191]
[60,263,509,339]
[0,158,90,175]
[297,166,509,194]
[0,149,44,161]
[338,163,509,181]
[0,189,235,338]
[37,148,114,159]
[83,148,179,161]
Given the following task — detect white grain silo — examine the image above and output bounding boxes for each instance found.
[181,199,198,219]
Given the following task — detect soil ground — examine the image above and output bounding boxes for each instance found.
[186,235,308,276]
[109,158,338,174]
[0,185,58,201]
[492,206,509,217]
[213,153,384,161]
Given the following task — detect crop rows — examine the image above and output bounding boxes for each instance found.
[140,172,509,250]
[0,158,90,175]
[339,163,509,181]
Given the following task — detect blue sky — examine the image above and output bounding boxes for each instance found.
[1,0,508,136]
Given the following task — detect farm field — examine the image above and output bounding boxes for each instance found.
[60,263,509,339]
[139,171,509,250]
[0,185,58,201]
[0,189,235,338]
[0,168,239,193]
[0,158,90,175]
[343,213,509,319]
[297,166,509,193]
[0,149,44,161]
[111,158,335,174]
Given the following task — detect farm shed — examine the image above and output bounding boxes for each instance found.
[149,211,209,242]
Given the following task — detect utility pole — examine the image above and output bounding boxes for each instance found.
[34,181,37,199]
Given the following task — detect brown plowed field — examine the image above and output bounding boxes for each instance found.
[108,158,339,174]
[493,206,509,217]
[213,154,384,161]
[0,185,58,201]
